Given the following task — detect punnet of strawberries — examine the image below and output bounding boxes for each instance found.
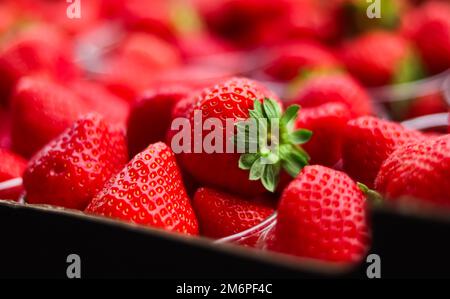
[0,0,449,266]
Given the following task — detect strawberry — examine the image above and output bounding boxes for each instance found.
[85,142,199,235]
[263,41,341,82]
[290,73,373,117]
[0,33,80,105]
[69,80,130,126]
[127,85,192,158]
[169,77,312,196]
[402,1,450,74]
[23,114,127,210]
[193,187,274,239]
[406,93,448,119]
[11,76,90,158]
[0,148,26,183]
[0,108,11,149]
[340,31,423,86]
[268,165,369,263]
[375,134,450,207]
[343,116,424,188]
[295,102,351,167]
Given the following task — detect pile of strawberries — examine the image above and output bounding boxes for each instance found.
[0,0,449,265]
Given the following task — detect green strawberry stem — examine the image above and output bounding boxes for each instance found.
[236,98,312,192]
[357,182,383,206]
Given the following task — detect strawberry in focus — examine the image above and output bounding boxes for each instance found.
[343,116,424,188]
[193,187,274,239]
[269,165,370,263]
[85,142,199,235]
[24,114,128,210]
[375,134,450,208]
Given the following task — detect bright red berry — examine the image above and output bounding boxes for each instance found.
[193,187,275,239]
[290,73,373,117]
[343,116,425,188]
[269,165,370,263]
[24,114,128,210]
[85,142,199,235]
[375,134,450,208]
[0,148,26,183]
[295,102,351,167]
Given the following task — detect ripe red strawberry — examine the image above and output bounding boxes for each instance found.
[268,165,369,263]
[11,76,90,158]
[290,73,373,117]
[0,33,80,105]
[263,41,341,82]
[193,187,275,239]
[0,108,11,149]
[85,142,199,235]
[402,1,450,74]
[340,31,423,86]
[0,148,26,183]
[375,134,450,207]
[169,77,312,196]
[127,85,192,157]
[23,114,128,210]
[295,102,351,167]
[69,80,130,127]
[343,116,424,188]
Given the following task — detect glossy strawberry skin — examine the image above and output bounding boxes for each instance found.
[375,134,450,207]
[24,114,128,210]
[269,165,369,263]
[263,41,340,82]
[291,73,373,117]
[0,148,26,182]
[343,116,424,188]
[127,85,192,158]
[295,102,351,167]
[340,31,411,86]
[193,187,275,239]
[85,142,199,235]
[11,76,90,158]
[171,77,281,197]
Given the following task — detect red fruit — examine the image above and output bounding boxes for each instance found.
[23,114,127,210]
[0,108,11,149]
[402,1,450,74]
[290,73,373,117]
[406,93,448,119]
[193,187,274,239]
[127,85,192,158]
[85,142,199,235]
[11,76,90,158]
[170,77,311,196]
[340,31,420,86]
[343,116,424,188]
[295,102,351,167]
[263,41,341,82]
[0,148,26,182]
[375,134,450,207]
[69,80,130,126]
[269,165,369,263]
[0,34,79,105]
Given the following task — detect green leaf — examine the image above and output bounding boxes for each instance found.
[262,98,281,119]
[281,145,309,177]
[357,182,384,206]
[280,105,300,127]
[249,158,265,180]
[239,153,259,170]
[289,129,313,145]
[261,163,280,192]
[249,100,264,119]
